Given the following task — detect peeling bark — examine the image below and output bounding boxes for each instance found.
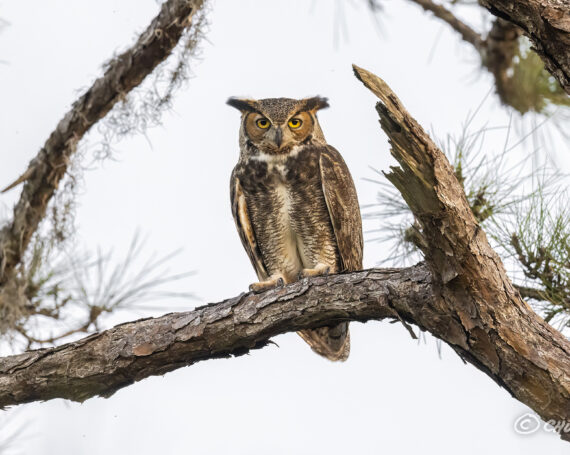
[353,65,570,442]
[0,0,206,286]
[479,0,570,94]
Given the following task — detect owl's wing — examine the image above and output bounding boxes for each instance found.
[230,171,269,280]
[319,146,363,272]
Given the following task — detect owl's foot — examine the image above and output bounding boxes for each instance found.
[249,275,285,294]
[298,264,331,280]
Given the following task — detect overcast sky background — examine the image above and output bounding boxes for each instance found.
[1,1,569,453]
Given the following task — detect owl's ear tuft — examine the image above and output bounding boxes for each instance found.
[227,97,259,113]
[303,96,329,112]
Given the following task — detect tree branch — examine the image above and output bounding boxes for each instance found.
[0,0,206,286]
[479,0,570,94]
[0,266,431,407]
[352,65,570,441]
[0,264,569,441]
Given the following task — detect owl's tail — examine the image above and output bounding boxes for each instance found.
[297,322,350,362]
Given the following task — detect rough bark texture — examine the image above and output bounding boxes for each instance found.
[480,0,570,94]
[0,0,205,286]
[353,65,570,442]
[0,266,430,407]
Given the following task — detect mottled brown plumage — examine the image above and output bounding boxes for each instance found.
[228,97,363,361]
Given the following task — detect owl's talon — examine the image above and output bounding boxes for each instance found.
[249,275,285,293]
[299,265,331,279]
[250,282,270,294]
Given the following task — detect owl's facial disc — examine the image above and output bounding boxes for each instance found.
[244,111,314,154]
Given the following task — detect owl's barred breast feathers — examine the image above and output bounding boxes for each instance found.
[228,97,363,361]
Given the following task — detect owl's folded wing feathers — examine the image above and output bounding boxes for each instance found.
[230,172,269,281]
[319,146,364,272]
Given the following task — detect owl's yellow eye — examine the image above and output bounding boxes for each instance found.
[256,118,270,129]
[288,118,302,129]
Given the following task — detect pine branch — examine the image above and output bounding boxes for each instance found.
[0,0,206,287]
[0,266,430,406]
[353,65,570,441]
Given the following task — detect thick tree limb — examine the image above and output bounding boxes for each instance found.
[479,0,570,94]
[0,0,205,286]
[0,266,432,407]
[352,65,570,441]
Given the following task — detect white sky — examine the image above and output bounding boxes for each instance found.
[0,0,569,453]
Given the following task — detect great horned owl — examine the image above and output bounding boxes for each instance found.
[228,96,363,361]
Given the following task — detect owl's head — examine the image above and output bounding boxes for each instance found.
[227,96,329,154]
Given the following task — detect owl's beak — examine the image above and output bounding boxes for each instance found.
[274,127,283,148]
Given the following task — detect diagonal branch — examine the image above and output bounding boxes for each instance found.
[0,0,206,286]
[352,65,570,441]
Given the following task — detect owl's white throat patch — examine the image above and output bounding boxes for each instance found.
[251,145,303,163]
[250,145,303,177]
